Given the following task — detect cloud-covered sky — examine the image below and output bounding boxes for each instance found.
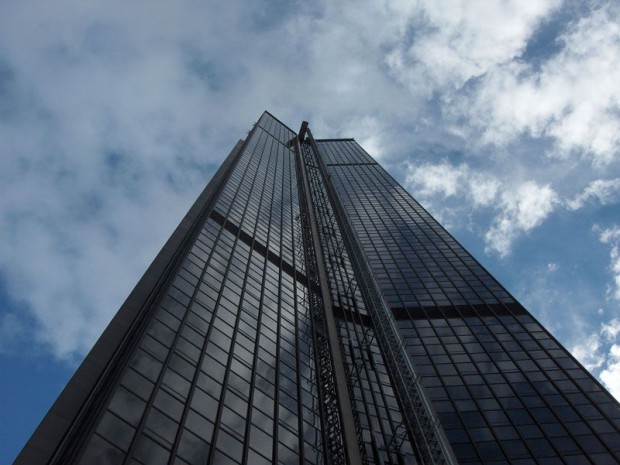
[2,0,619,461]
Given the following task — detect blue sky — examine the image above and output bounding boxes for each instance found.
[1,0,620,462]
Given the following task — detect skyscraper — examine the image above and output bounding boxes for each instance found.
[16,111,620,465]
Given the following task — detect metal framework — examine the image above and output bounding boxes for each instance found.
[295,137,363,465]
[305,129,457,465]
[300,140,368,465]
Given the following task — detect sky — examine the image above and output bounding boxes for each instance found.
[1,0,619,462]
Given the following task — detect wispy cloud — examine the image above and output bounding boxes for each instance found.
[596,225,620,301]
[385,0,561,93]
[485,182,558,257]
[572,318,620,399]
[567,178,620,210]
[404,160,504,208]
[0,1,254,358]
[403,160,558,256]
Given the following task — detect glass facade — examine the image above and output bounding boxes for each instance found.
[16,112,620,465]
[317,138,620,465]
[78,113,326,465]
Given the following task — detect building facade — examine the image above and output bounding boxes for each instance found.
[16,112,620,465]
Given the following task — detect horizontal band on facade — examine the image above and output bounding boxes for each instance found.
[209,209,316,291]
[390,302,528,320]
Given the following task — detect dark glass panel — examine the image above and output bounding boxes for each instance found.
[108,386,147,428]
[121,367,156,401]
[132,434,170,465]
[95,411,136,452]
[177,429,211,464]
[215,429,244,463]
[153,389,184,421]
[144,407,178,445]
[249,425,274,460]
[77,434,125,465]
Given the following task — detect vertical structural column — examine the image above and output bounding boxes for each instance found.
[294,134,364,465]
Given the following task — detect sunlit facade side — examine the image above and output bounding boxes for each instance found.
[16,112,620,465]
[317,138,620,464]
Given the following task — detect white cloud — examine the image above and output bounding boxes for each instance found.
[547,262,558,273]
[404,161,559,256]
[600,343,620,399]
[572,318,620,400]
[469,173,502,207]
[567,178,620,210]
[404,161,500,206]
[598,225,620,244]
[607,246,620,301]
[597,225,620,301]
[462,4,620,166]
[601,318,620,340]
[405,161,464,198]
[571,332,605,371]
[485,182,558,257]
[385,0,560,93]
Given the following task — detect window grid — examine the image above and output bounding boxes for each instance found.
[318,139,620,464]
[76,116,322,465]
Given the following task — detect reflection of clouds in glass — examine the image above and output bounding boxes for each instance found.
[128,348,164,383]
[153,389,183,421]
[78,434,126,465]
[214,429,243,461]
[144,408,178,445]
[95,412,136,451]
[177,428,210,464]
[162,369,191,397]
[221,404,246,436]
[108,386,147,427]
[249,425,273,459]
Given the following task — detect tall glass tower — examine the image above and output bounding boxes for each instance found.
[16,112,620,465]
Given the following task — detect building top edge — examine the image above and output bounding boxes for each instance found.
[261,110,297,134]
